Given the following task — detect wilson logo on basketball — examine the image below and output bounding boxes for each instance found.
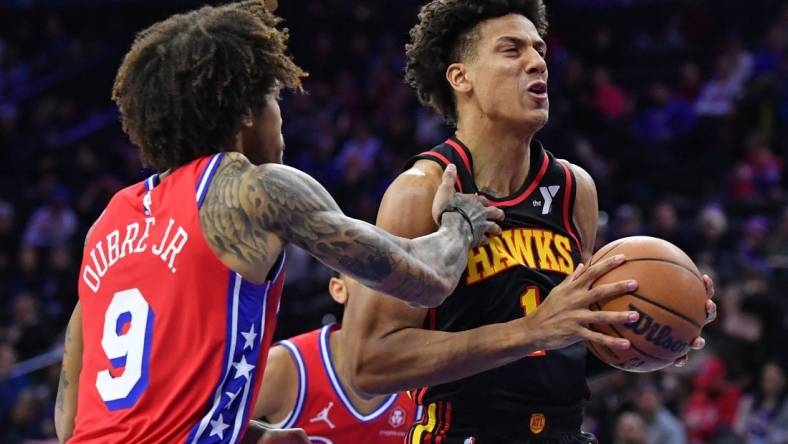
[624,304,690,353]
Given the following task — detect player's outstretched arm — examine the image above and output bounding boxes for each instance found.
[55,303,83,443]
[217,155,502,308]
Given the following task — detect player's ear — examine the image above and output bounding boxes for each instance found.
[328,277,348,305]
[242,108,254,128]
[446,63,472,94]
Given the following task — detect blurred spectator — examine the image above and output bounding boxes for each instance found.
[0,200,16,290]
[614,411,647,444]
[730,134,784,204]
[647,201,691,251]
[592,66,627,121]
[633,82,695,143]
[635,382,688,444]
[335,121,382,175]
[0,342,30,432]
[692,204,736,279]
[725,37,754,89]
[768,207,788,288]
[21,187,77,248]
[751,25,787,80]
[734,362,788,444]
[695,55,745,117]
[677,62,703,103]
[585,371,633,444]
[737,216,771,276]
[611,204,643,239]
[684,357,742,444]
[6,292,56,361]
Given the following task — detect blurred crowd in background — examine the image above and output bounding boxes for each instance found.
[0,0,787,443]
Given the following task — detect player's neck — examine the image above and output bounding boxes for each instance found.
[329,329,391,414]
[455,122,534,198]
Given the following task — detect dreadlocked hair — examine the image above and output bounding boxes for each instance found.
[405,0,547,125]
[112,0,307,171]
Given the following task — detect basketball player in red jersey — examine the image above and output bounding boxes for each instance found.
[341,1,717,443]
[52,2,504,443]
[253,273,421,443]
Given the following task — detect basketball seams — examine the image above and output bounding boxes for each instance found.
[623,258,702,281]
[589,257,702,289]
[587,240,627,267]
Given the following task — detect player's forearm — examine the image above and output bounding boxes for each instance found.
[246,163,474,307]
[352,317,536,397]
[389,212,473,307]
[298,212,472,308]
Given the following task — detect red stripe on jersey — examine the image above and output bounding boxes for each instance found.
[427,308,437,331]
[444,139,472,175]
[436,401,452,443]
[417,387,428,405]
[559,162,583,253]
[488,151,550,208]
[420,151,463,192]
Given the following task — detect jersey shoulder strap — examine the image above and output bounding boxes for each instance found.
[404,137,475,192]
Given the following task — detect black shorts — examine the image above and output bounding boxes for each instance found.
[406,402,597,444]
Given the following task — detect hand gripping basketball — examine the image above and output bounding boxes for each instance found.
[520,254,639,354]
[431,164,504,247]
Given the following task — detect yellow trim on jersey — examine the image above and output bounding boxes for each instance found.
[411,402,437,443]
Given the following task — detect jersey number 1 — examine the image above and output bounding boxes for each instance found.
[520,287,546,357]
[95,288,154,410]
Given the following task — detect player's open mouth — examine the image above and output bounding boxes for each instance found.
[527,81,548,99]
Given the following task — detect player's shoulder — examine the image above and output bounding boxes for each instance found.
[377,160,441,234]
[267,341,297,368]
[396,159,444,187]
[385,159,443,204]
[283,327,322,350]
[91,180,145,225]
[555,159,596,192]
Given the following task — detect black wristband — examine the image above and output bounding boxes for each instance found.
[440,206,475,238]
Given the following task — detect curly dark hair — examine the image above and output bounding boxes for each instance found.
[405,0,548,125]
[112,0,307,171]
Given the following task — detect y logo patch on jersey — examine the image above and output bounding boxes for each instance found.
[538,186,560,215]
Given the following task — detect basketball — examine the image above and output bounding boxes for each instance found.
[587,236,707,372]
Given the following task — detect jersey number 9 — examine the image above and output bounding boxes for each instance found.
[95,288,154,410]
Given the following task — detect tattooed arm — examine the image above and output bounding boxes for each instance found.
[203,153,502,308]
[55,303,82,443]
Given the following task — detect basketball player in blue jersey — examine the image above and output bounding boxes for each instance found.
[341,1,717,443]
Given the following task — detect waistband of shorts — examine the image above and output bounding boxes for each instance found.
[451,403,584,438]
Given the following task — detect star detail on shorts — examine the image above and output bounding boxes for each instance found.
[233,356,255,381]
[225,389,240,406]
[210,414,230,439]
[241,324,257,350]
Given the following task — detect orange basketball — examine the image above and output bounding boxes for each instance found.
[587,236,707,372]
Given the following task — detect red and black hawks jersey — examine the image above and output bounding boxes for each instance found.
[405,136,586,429]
